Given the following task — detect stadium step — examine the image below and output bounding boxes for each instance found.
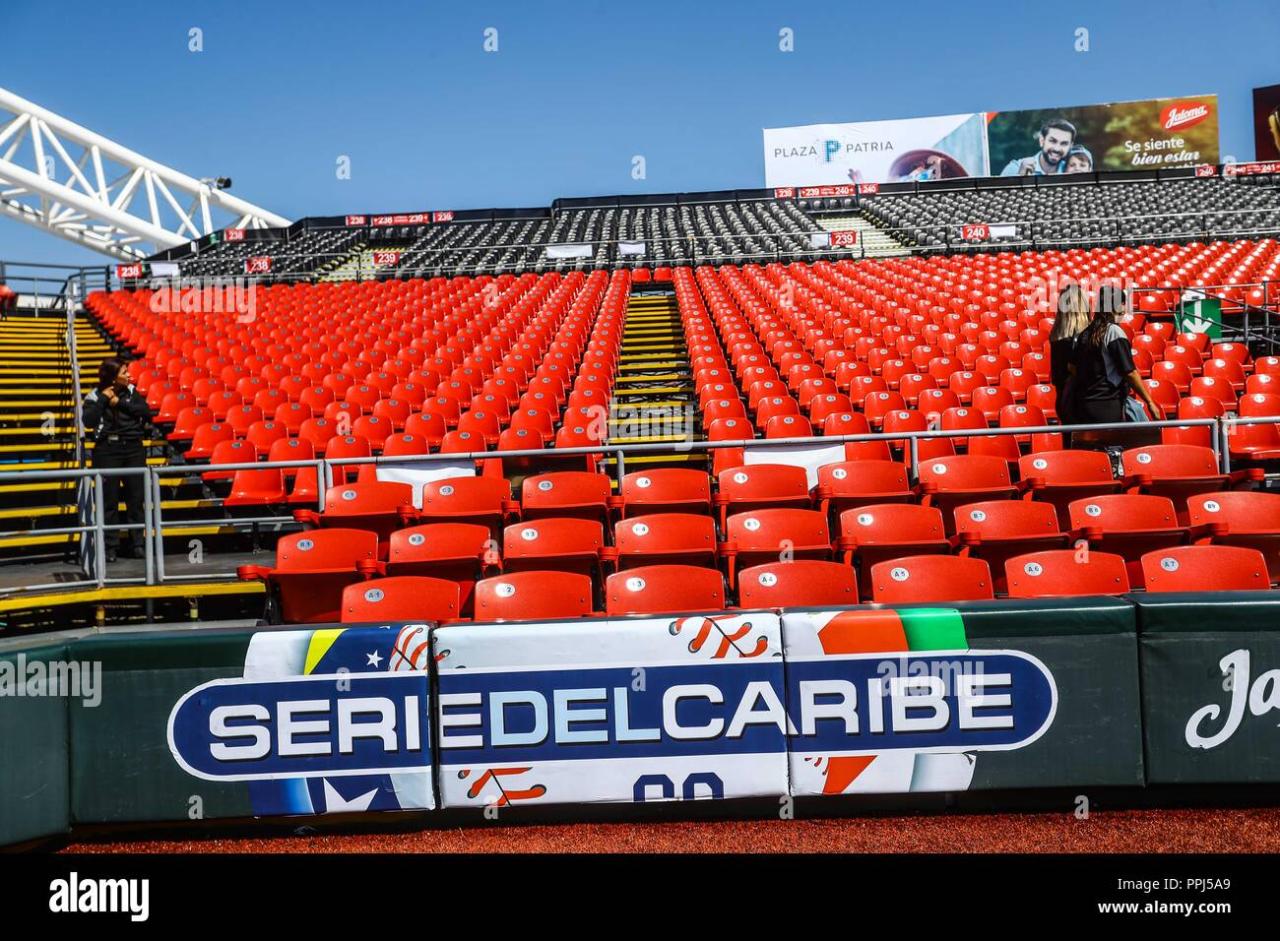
[817,213,912,257]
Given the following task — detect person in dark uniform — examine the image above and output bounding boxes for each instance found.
[1069,286,1164,426]
[1048,283,1090,426]
[81,359,151,561]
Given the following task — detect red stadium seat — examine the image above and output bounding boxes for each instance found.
[869,555,994,604]
[237,528,378,623]
[502,517,606,581]
[737,560,858,608]
[340,576,461,623]
[418,476,517,536]
[1121,444,1258,520]
[521,471,613,525]
[837,503,949,597]
[815,461,915,517]
[1004,550,1131,598]
[1019,450,1122,527]
[1187,491,1280,584]
[721,508,833,587]
[610,513,718,570]
[605,565,726,616]
[715,464,811,528]
[953,500,1069,593]
[295,480,416,543]
[917,455,1017,532]
[620,468,711,517]
[474,571,596,621]
[1068,494,1188,589]
[1140,545,1271,593]
[383,522,495,613]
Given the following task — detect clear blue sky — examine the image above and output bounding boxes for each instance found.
[1,0,1277,267]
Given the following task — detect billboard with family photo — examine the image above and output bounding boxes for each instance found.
[1253,84,1280,161]
[986,95,1219,175]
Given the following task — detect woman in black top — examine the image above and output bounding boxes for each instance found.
[82,359,152,561]
[1048,283,1089,426]
[1069,286,1164,425]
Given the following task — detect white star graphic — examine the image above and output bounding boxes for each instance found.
[321,779,379,814]
[366,651,383,668]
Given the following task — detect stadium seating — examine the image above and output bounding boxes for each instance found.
[737,560,858,608]
[237,528,378,623]
[1187,491,1280,583]
[869,554,995,604]
[1068,494,1188,588]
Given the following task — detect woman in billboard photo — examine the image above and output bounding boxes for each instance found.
[1068,286,1163,427]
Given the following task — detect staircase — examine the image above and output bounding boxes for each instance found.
[604,289,703,469]
[818,214,911,257]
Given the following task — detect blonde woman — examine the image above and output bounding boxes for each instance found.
[1049,283,1090,425]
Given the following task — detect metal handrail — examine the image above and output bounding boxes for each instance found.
[3,413,1274,599]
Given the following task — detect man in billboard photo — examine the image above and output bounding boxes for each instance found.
[999,118,1077,175]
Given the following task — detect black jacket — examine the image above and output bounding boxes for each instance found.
[82,385,152,443]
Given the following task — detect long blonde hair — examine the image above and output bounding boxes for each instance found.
[1050,283,1090,341]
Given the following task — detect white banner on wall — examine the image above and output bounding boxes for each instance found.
[433,614,789,808]
[763,113,989,188]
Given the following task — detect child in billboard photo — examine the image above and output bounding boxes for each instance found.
[999,118,1077,175]
[1065,145,1094,173]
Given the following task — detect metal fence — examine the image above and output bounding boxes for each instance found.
[3,413,1276,598]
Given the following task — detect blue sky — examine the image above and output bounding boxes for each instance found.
[1,0,1277,267]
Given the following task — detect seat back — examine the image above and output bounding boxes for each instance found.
[605,565,726,616]
[738,560,858,608]
[869,555,994,604]
[473,571,595,621]
[341,576,460,623]
[1004,550,1131,598]
[1141,545,1271,592]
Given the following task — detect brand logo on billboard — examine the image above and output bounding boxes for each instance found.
[1160,101,1211,132]
[1185,648,1280,750]
[168,673,431,781]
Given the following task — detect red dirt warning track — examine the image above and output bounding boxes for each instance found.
[62,807,1280,854]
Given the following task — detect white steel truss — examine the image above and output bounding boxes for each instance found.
[0,86,290,260]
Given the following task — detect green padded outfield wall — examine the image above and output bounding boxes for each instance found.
[0,640,71,845]
[1136,592,1280,783]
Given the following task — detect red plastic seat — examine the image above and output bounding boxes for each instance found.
[1187,491,1280,584]
[610,513,718,570]
[474,571,595,621]
[1019,449,1122,527]
[185,421,233,460]
[1228,421,1280,462]
[620,468,711,518]
[324,434,373,484]
[201,439,257,483]
[722,508,833,587]
[383,522,495,613]
[418,475,517,536]
[1004,549,1131,598]
[737,560,858,608]
[815,460,915,517]
[1068,494,1188,589]
[237,528,378,624]
[1121,444,1255,521]
[295,481,416,544]
[403,412,447,448]
[837,503,949,597]
[340,576,461,623]
[715,463,811,528]
[503,517,606,581]
[605,564,726,616]
[1140,545,1271,592]
[869,554,994,604]
[520,471,613,525]
[917,455,1017,533]
[351,414,393,451]
[224,462,286,507]
[953,500,1069,593]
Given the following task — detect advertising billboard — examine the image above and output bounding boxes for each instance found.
[1253,83,1280,161]
[763,113,989,187]
[987,94,1219,175]
[765,94,1220,185]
